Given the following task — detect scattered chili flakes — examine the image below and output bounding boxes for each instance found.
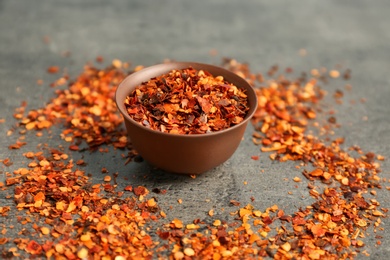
[4,148,161,258]
[1,57,387,260]
[219,58,387,259]
[13,61,132,152]
[124,67,249,134]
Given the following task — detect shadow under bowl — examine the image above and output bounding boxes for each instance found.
[115,62,258,174]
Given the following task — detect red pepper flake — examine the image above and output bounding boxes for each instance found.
[124,185,133,192]
[293,177,301,182]
[133,186,149,196]
[230,200,241,206]
[96,55,104,63]
[2,158,13,166]
[0,206,10,216]
[6,177,21,186]
[309,168,324,177]
[25,240,42,255]
[157,231,170,240]
[310,224,327,237]
[8,141,27,149]
[75,159,86,166]
[47,66,60,74]
[171,219,184,229]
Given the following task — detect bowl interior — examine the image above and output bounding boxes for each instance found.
[116,62,258,138]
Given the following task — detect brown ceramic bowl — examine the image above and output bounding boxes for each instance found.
[115,62,257,174]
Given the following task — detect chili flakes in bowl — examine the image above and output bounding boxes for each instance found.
[124,67,249,134]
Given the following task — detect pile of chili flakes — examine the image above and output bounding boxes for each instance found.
[0,57,387,259]
[124,67,249,134]
[10,60,132,152]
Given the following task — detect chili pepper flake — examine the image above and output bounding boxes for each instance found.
[183,247,195,256]
[8,140,27,149]
[0,206,10,217]
[47,66,60,74]
[25,240,42,255]
[329,70,340,78]
[171,219,183,229]
[133,186,149,196]
[293,176,301,182]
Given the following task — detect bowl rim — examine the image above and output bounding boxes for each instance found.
[115,61,258,139]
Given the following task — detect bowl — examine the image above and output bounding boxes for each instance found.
[115,62,257,174]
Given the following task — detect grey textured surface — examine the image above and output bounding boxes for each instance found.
[1,0,390,259]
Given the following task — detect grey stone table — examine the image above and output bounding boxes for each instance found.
[0,0,389,259]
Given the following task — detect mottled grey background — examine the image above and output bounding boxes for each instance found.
[0,0,389,259]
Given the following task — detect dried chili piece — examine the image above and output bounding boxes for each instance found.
[47,66,60,74]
